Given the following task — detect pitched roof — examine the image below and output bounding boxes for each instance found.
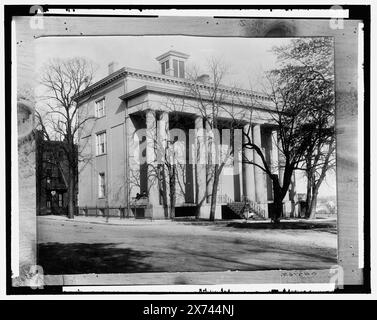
[155,50,190,61]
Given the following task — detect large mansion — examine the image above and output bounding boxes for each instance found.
[73,50,298,220]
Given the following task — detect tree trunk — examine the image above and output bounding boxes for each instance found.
[170,201,176,219]
[272,191,284,224]
[273,198,283,224]
[160,165,169,219]
[169,191,176,219]
[305,171,322,219]
[67,165,75,219]
[304,137,335,219]
[304,171,313,218]
[308,187,319,220]
[272,176,284,223]
[209,165,220,221]
[169,167,176,219]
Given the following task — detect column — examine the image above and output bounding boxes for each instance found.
[146,110,159,205]
[290,171,297,217]
[125,114,138,198]
[195,116,206,206]
[242,123,256,201]
[205,120,214,204]
[233,127,243,202]
[253,124,267,204]
[158,112,169,208]
[271,130,279,175]
[278,138,285,187]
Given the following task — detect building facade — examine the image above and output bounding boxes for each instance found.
[35,131,78,216]
[74,51,297,220]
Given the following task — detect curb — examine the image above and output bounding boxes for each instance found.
[38,215,175,226]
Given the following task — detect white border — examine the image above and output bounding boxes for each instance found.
[357,22,365,269]
[11,19,20,278]
[63,283,336,292]
[45,9,349,18]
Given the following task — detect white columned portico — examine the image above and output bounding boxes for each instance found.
[145,109,159,206]
[253,124,267,207]
[242,123,256,201]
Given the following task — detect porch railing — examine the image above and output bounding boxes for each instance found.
[240,195,267,218]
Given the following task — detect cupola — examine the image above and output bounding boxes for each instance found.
[155,50,189,78]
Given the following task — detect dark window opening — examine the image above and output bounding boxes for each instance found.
[58,193,63,207]
[179,60,185,78]
[173,59,178,77]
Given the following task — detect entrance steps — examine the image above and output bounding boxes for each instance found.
[226,200,266,220]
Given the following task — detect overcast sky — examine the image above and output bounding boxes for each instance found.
[35,35,294,91]
[34,35,336,198]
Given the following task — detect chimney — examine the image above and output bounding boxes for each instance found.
[197,74,210,83]
[108,61,118,75]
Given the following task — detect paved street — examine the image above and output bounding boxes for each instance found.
[37,216,337,275]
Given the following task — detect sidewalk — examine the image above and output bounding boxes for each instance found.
[38,215,175,226]
[38,214,336,227]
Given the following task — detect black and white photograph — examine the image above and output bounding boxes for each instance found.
[3,3,372,300]
[33,35,338,276]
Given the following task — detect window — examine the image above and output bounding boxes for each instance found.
[161,60,169,75]
[58,193,63,207]
[95,98,105,118]
[46,200,51,208]
[46,168,52,182]
[173,59,178,77]
[96,132,106,155]
[98,172,106,198]
[173,59,185,78]
[179,60,185,78]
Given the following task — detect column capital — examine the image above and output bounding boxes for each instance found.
[194,116,204,134]
[158,110,169,121]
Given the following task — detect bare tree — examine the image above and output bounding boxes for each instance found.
[272,38,335,219]
[242,80,311,223]
[36,57,95,219]
[127,98,193,219]
[185,58,249,221]
[242,37,335,223]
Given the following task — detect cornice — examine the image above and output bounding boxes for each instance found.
[73,67,272,104]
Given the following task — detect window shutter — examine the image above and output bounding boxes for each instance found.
[173,59,178,77]
[179,60,185,78]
